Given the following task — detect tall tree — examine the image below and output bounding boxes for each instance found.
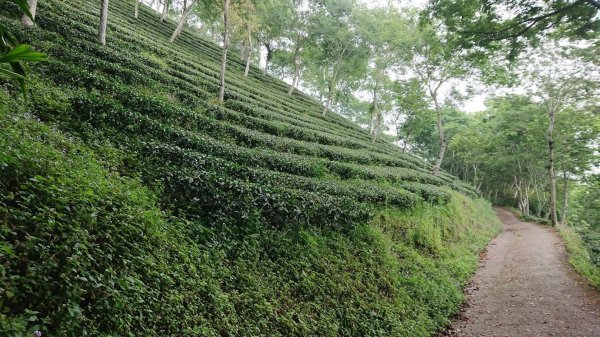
[393,78,431,152]
[161,0,171,22]
[230,0,260,77]
[255,0,296,72]
[170,0,197,42]
[410,26,472,176]
[134,0,140,18]
[554,106,600,224]
[305,0,367,115]
[98,0,109,45]
[219,0,231,102]
[524,44,599,225]
[355,6,415,142]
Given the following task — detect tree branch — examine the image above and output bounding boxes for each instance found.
[461,0,586,40]
[585,0,600,9]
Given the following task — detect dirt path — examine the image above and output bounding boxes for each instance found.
[443,207,600,337]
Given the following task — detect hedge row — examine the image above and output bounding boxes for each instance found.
[141,142,421,209]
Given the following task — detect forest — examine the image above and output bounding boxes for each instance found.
[0,0,599,336]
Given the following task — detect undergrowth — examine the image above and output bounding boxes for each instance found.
[0,111,500,336]
[559,225,600,289]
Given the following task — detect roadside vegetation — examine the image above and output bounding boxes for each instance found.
[0,0,598,335]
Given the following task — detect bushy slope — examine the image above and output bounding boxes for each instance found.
[0,1,499,336]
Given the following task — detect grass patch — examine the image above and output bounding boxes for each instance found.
[559,225,600,289]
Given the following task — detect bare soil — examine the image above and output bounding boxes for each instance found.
[442,207,600,337]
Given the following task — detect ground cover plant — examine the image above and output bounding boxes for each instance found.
[0,1,500,335]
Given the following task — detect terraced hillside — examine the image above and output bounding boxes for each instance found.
[0,1,499,336]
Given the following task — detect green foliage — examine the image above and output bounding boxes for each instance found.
[559,224,600,289]
[0,0,500,335]
[0,0,47,95]
[426,0,600,59]
[571,176,600,267]
[0,113,499,334]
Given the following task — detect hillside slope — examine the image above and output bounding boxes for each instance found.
[0,1,499,336]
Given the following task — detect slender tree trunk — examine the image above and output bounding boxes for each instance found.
[244,28,253,78]
[219,0,230,102]
[161,0,169,22]
[322,46,346,115]
[98,0,109,45]
[240,39,246,60]
[547,107,559,226]
[288,37,302,96]
[264,42,273,71]
[525,184,530,216]
[561,171,570,225]
[431,92,445,176]
[370,78,381,143]
[402,132,411,152]
[170,0,196,42]
[134,0,139,18]
[21,0,37,26]
[323,79,336,115]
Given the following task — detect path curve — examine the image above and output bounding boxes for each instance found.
[443,207,600,337]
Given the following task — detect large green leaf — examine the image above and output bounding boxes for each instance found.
[0,44,48,63]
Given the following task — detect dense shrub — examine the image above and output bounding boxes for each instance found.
[0,0,498,335]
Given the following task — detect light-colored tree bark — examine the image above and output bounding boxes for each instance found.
[161,0,170,22]
[322,46,347,115]
[560,171,570,225]
[21,0,37,26]
[170,0,196,42]
[370,77,382,143]
[98,0,109,45]
[134,0,139,18]
[288,35,302,96]
[547,104,559,226]
[429,83,446,176]
[244,28,253,78]
[219,0,231,102]
[239,39,246,60]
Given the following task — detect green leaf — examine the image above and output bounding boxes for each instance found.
[0,66,26,80]
[0,44,48,63]
[13,0,34,21]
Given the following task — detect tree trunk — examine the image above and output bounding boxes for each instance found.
[561,171,569,225]
[370,79,381,143]
[244,28,253,78]
[21,0,37,26]
[240,39,246,60]
[288,37,302,96]
[322,46,346,115]
[547,107,559,226]
[219,0,230,102]
[98,0,109,45]
[170,0,196,42]
[402,133,411,152]
[134,0,139,18]
[323,80,335,115]
[161,0,169,22]
[431,92,445,176]
[264,42,274,71]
